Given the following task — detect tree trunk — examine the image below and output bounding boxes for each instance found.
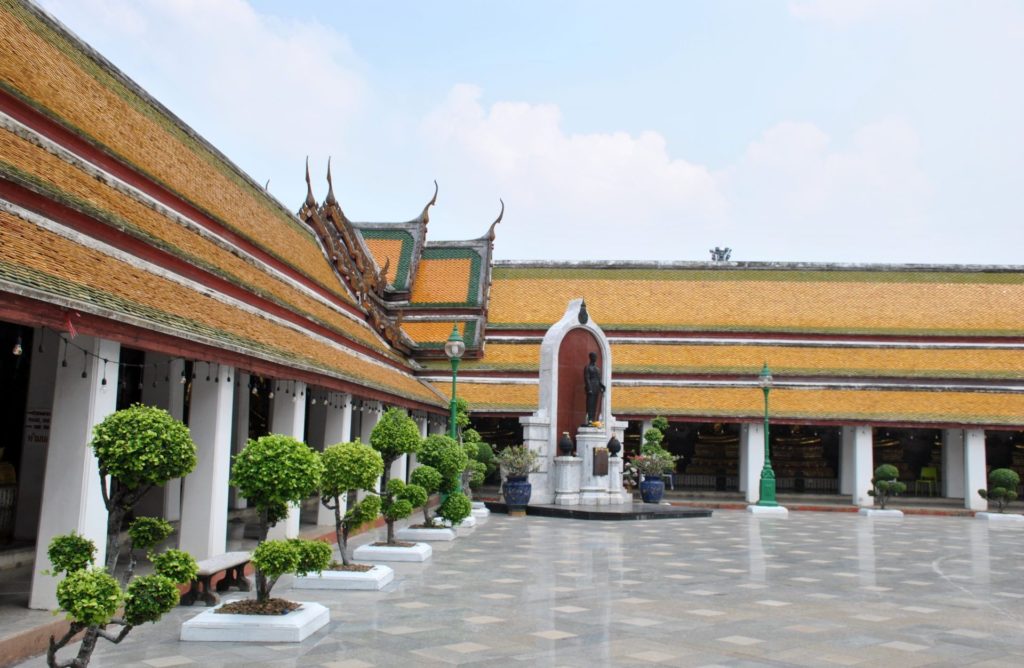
[255,511,270,602]
[104,505,127,574]
[334,494,346,566]
[382,460,394,544]
[73,627,98,667]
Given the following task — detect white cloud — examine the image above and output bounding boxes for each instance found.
[421,85,729,260]
[40,0,365,168]
[720,117,932,260]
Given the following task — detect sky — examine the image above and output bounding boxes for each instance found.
[36,0,1024,265]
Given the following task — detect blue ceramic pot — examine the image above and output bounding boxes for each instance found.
[640,475,664,504]
[504,475,532,511]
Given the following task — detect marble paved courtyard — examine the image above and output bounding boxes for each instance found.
[21,510,1024,667]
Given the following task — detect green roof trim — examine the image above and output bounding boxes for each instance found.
[360,228,415,288]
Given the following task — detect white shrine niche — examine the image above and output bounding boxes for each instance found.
[519,299,628,505]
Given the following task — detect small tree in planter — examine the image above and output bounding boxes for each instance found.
[459,429,491,500]
[409,466,443,526]
[497,445,541,512]
[45,404,199,667]
[979,468,1021,513]
[319,440,384,566]
[418,434,471,526]
[369,408,426,543]
[230,434,325,604]
[867,464,906,510]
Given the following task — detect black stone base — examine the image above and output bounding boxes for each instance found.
[485,501,712,521]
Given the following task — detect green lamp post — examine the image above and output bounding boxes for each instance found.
[757,362,778,507]
[443,324,466,440]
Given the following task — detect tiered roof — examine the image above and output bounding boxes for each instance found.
[0,1,444,409]
[426,262,1024,427]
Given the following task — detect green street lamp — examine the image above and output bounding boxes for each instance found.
[443,324,466,440]
[757,362,778,507]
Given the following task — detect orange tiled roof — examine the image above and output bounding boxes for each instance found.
[0,125,401,360]
[361,237,404,286]
[488,265,1024,337]
[0,209,443,406]
[0,2,351,303]
[424,341,1024,380]
[402,320,474,346]
[429,379,1024,426]
[410,256,475,305]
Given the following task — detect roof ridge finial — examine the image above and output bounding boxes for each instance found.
[304,156,316,207]
[486,198,504,242]
[419,180,439,225]
[326,157,337,205]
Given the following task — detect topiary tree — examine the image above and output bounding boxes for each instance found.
[231,434,323,602]
[369,409,425,543]
[381,478,428,542]
[867,464,906,510]
[319,440,385,566]
[460,429,491,499]
[46,524,198,666]
[90,404,197,570]
[418,434,471,526]
[979,468,1021,513]
[409,465,443,526]
[45,405,199,668]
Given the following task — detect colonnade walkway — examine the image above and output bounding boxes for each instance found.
[11,509,1024,667]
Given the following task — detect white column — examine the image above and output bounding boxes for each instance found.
[852,426,874,508]
[229,372,250,509]
[178,364,233,560]
[942,429,965,499]
[839,426,855,495]
[268,381,307,538]
[162,358,185,521]
[641,419,654,439]
[30,336,119,610]
[740,422,764,504]
[409,414,428,476]
[13,327,59,541]
[317,394,351,526]
[964,429,988,511]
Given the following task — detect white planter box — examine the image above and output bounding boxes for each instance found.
[435,515,477,528]
[858,508,904,518]
[975,512,1024,522]
[395,527,456,542]
[353,542,432,563]
[293,565,394,591]
[472,507,490,519]
[471,501,487,510]
[746,504,789,517]
[180,601,329,642]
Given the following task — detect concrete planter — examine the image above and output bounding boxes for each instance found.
[293,565,394,591]
[746,505,789,517]
[353,542,432,563]
[395,526,456,542]
[858,508,904,518]
[180,601,329,642]
[975,512,1024,523]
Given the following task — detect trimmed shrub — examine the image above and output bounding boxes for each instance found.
[868,464,906,510]
[47,533,95,575]
[231,434,323,531]
[979,468,1021,512]
[319,440,385,565]
[150,549,198,584]
[55,568,122,627]
[438,491,472,526]
[124,575,180,626]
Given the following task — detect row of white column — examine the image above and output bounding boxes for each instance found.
[738,424,989,510]
[25,332,442,610]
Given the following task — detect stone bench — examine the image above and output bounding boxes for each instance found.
[180,551,251,606]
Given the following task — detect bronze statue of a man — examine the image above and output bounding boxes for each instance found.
[583,351,605,424]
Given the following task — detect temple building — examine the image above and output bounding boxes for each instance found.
[1,0,1023,612]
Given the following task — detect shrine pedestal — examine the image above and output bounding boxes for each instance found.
[607,456,628,504]
[553,456,582,505]
[577,427,610,505]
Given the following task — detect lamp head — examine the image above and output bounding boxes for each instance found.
[444,324,465,361]
[759,362,773,389]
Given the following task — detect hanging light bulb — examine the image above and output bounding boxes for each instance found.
[311,396,317,405]
[12,336,23,356]
[291,393,298,404]
[180,367,187,384]
[251,384,258,396]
